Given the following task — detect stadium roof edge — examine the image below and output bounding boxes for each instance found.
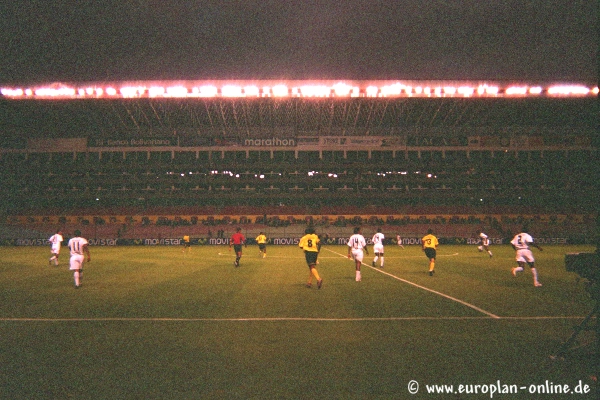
[1,80,597,100]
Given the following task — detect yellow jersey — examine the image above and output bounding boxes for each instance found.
[256,234,267,244]
[422,234,438,249]
[299,234,320,252]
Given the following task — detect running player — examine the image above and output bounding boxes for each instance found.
[371,227,385,268]
[422,229,439,276]
[348,227,369,282]
[477,231,493,258]
[255,232,267,258]
[67,230,91,289]
[48,230,63,266]
[229,227,246,267]
[510,228,543,287]
[298,227,322,289]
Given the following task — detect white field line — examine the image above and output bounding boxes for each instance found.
[324,247,501,319]
[0,316,586,322]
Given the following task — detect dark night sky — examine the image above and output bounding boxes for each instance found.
[0,0,596,84]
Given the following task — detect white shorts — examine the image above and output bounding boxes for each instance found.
[373,244,384,254]
[515,249,535,263]
[51,246,61,254]
[351,248,364,262]
[70,254,85,270]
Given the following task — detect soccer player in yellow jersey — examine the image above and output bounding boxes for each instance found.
[256,232,267,258]
[182,235,191,253]
[422,229,439,276]
[298,227,323,289]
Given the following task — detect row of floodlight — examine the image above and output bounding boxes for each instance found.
[1,82,596,99]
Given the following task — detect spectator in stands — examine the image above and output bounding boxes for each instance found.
[48,230,64,266]
[67,230,91,289]
[422,229,439,276]
[510,227,543,287]
[298,227,322,289]
[348,227,369,282]
[255,232,267,258]
[229,227,246,267]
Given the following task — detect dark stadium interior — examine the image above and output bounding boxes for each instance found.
[0,93,597,240]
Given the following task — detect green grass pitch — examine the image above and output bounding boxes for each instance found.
[0,244,596,398]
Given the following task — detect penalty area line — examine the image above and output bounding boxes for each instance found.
[324,247,500,319]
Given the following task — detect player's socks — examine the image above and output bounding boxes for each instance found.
[73,271,80,287]
[356,271,361,281]
[531,268,539,283]
[380,257,384,267]
[311,267,321,281]
[429,261,435,271]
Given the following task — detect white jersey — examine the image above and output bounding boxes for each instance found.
[49,234,63,251]
[372,232,385,252]
[68,237,89,256]
[372,232,384,245]
[511,233,533,250]
[479,233,490,246]
[348,234,367,250]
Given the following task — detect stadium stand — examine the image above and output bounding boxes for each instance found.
[0,81,597,240]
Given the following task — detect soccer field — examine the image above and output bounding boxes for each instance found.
[0,244,596,399]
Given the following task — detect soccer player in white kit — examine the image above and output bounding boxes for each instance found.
[68,230,91,288]
[510,228,543,287]
[48,230,63,266]
[477,231,493,258]
[371,227,385,268]
[396,234,405,249]
[347,227,369,281]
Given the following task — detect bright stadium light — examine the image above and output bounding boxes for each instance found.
[332,82,352,97]
[457,86,474,96]
[272,84,289,97]
[300,85,330,97]
[243,85,260,97]
[366,86,379,97]
[166,86,188,97]
[547,85,590,95]
[194,85,218,97]
[148,86,165,97]
[380,83,400,96]
[0,80,595,99]
[1,88,23,96]
[222,85,243,97]
[120,86,145,98]
[443,86,457,95]
[34,86,76,97]
[505,86,528,95]
[528,86,543,95]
